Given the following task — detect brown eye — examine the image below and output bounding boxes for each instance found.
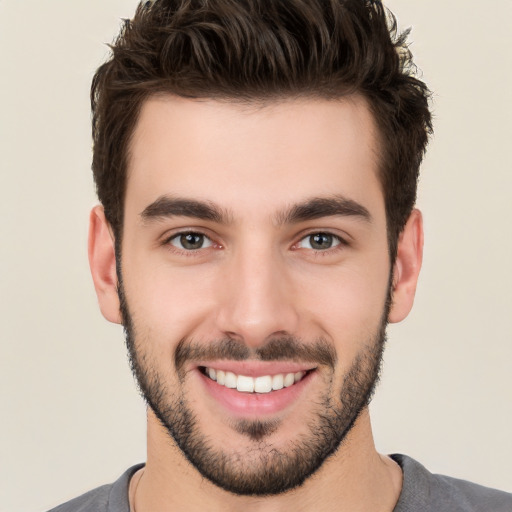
[169,232,212,250]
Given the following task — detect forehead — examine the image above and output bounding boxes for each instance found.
[126,95,383,220]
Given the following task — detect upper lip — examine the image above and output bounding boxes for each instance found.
[195,361,317,377]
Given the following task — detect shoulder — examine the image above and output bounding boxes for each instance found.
[392,454,512,512]
[46,484,112,512]
[46,464,144,512]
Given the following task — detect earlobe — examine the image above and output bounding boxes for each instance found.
[88,205,122,324]
[388,209,424,324]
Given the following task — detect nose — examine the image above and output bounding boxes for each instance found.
[215,243,300,348]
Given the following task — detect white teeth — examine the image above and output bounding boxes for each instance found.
[271,374,284,390]
[203,367,308,393]
[237,375,255,393]
[224,371,237,389]
[254,375,272,393]
[283,373,295,387]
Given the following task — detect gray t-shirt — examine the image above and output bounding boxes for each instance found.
[47,454,512,511]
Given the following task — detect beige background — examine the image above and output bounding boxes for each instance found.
[0,1,511,511]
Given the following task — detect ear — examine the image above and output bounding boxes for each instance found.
[388,209,424,324]
[88,205,122,324]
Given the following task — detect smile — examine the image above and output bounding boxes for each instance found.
[200,366,309,393]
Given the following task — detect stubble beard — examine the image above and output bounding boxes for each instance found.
[118,278,390,496]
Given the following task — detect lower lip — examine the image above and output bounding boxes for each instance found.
[198,369,315,417]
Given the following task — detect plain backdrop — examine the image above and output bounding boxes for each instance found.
[0,1,511,511]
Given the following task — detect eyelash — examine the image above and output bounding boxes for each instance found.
[162,230,349,257]
[162,230,217,256]
[292,231,348,256]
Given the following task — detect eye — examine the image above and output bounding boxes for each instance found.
[168,232,213,251]
[297,232,342,251]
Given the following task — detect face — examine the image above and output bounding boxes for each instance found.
[117,96,394,495]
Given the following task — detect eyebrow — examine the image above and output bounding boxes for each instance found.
[140,194,371,225]
[140,196,230,224]
[275,195,372,225]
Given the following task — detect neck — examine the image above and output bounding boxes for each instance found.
[133,408,402,512]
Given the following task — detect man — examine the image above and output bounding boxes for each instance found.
[49,0,512,510]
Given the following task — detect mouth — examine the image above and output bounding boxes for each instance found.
[199,366,313,393]
[196,363,317,417]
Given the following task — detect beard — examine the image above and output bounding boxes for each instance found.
[118,276,390,497]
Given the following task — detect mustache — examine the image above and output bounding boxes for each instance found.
[174,335,337,374]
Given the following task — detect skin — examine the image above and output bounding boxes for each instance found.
[89,95,423,511]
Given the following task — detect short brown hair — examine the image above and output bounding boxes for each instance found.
[91,0,432,259]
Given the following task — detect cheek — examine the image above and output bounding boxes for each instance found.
[122,255,220,344]
[293,260,390,356]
